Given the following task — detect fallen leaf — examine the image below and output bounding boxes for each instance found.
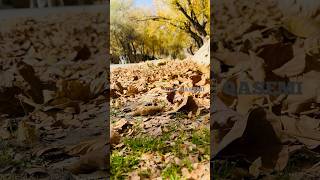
[284,16,320,38]
[249,157,262,178]
[273,44,306,77]
[67,147,107,175]
[131,106,163,116]
[168,95,199,115]
[66,137,105,156]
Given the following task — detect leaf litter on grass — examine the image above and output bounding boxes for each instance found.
[110,59,210,179]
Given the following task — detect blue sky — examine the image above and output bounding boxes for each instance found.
[134,0,154,8]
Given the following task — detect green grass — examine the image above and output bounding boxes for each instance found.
[172,112,189,120]
[110,152,140,180]
[213,160,237,179]
[191,128,210,155]
[112,125,210,179]
[171,132,187,158]
[182,158,193,171]
[0,150,15,169]
[110,107,121,117]
[138,169,152,178]
[0,143,28,170]
[192,128,209,145]
[124,137,165,152]
[162,163,181,180]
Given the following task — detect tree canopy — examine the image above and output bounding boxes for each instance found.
[110,0,210,63]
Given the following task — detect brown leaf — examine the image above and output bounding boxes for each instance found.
[214,51,250,66]
[56,80,92,101]
[212,98,247,157]
[168,95,198,115]
[274,145,289,171]
[281,116,320,149]
[17,120,39,145]
[0,123,11,140]
[66,137,105,156]
[67,147,107,175]
[190,74,202,85]
[110,129,121,145]
[32,146,65,159]
[131,106,163,116]
[249,157,262,178]
[286,71,320,113]
[17,61,44,104]
[73,45,91,61]
[257,43,293,70]
[284,16,320,38]
[126,85,139,96]
[273,43,306,77]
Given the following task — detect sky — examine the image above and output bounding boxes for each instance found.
[134,0,154,8]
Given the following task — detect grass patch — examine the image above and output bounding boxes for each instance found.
[191,128,209,146]
[110,152,140,180]
[162,163,181,180]
[171,132,187,158]
[110,108,121,117]
[0,150,15,169]
[115,125,210,179]
[138,169,152,178]
[173,112,189,120]
[191,128,210,155]
[124,136,166,153]
[0,148,28,170]
[0,141,22,169]
[182,158,193,171]
[213,160,237,179]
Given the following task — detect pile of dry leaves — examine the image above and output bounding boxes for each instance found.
[0,12,108,179]
[212,0,320,179]
[110,59,210,179]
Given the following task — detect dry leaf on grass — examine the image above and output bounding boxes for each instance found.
[67,147,107,175]
[66,137,105,157]
[110,129,121,145]
[131,106,164,116]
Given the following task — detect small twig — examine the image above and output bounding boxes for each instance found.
[300,108,320,115]
[17,95,27,116]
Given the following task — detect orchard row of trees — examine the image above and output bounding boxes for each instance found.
[110,0,210,64]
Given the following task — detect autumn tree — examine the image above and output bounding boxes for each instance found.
[110,0,208,63]
[148,0,210,53]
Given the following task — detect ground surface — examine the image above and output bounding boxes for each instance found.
[0,10,108,179]
[212,0,320,179]
[110,59,210,179]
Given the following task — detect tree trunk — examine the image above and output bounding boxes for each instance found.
[186,27,203,48]
[175,1,207,38]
